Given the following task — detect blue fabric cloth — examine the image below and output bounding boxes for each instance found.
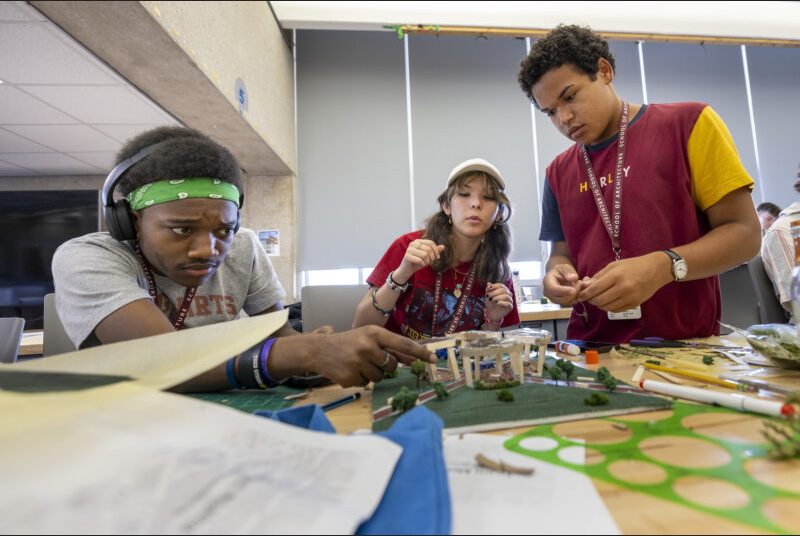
[254,403,336,434]
[255,404,452,535]
[357,406,451,535]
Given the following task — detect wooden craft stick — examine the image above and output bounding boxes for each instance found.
[475,453,534,476]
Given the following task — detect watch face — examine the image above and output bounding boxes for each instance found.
[674,259,688,280]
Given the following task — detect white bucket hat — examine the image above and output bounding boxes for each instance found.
[446,158,505,190]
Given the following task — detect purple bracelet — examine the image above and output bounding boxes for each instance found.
[258,338,282,387]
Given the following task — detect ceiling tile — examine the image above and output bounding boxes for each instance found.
[4,125,120,152]
[0,158,38,176]
[94,123,180,144]
[0,85,79,125]
[0,1,45,22]
[0,22,121,85]
[1,152,101,174]
[66,152,116,171]
[0,128,50,153]
[22,85,175,124]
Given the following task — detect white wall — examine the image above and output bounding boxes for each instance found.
[271,1,800,42]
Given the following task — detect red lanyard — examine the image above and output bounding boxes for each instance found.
[579,101,630,260]
[431,262,477,336]
[133,241,197,330]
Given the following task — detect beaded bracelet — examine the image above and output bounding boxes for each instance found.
[257,337,283,388]
[370,287,393,318]
[385,271,409,293]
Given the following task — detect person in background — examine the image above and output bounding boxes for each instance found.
[517,24,761,343]
[353,158,520,339]
[757,202,782,233]
[52,126,435,392]
[761,176,800,322]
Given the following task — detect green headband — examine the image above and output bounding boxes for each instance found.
[128,178,240,211]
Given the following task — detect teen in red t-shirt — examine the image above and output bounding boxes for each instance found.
[353,159,520,340]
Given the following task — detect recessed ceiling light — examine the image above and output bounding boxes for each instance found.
[0,80,5,84]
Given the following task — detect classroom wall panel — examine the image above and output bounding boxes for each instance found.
[641,42,758,183]
[745,46,800,205]
[408,35,539,262]
[296,30,411,270]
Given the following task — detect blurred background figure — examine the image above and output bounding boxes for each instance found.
[757,202,782,232]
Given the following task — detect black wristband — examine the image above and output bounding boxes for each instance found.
[235,343,263,389]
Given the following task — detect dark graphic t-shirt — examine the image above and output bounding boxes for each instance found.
[367,231,520,340]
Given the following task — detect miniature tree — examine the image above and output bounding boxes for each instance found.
[410,360,428,390]
[702,355,715,365]
[496,389,515,402]
[433,382,449,400]
[391,386,419,413]
[596,366,619,392]
[556,358,577,383]
[584,392,609,406]
[544,362,565,385]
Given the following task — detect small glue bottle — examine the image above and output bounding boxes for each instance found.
[554,341,580,355]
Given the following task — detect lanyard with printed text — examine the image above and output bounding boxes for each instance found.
[579,101,629,260]
[431,262,477,336]
[133,241,197,330]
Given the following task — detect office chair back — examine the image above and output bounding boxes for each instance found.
[43,293,76,357]
[0,317,25,364]
[748,256,790,324]
[718,263,762,334]
[300,284,369,333]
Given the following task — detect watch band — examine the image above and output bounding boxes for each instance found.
[663,249,681,262]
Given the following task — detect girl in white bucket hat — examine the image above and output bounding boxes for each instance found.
[353,158,519,339]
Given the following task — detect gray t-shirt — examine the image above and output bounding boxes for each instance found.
[52,228,286,348]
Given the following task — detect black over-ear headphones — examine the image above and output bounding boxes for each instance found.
[102,143,243,241]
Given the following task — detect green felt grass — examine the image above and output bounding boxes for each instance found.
[372,365,671,432]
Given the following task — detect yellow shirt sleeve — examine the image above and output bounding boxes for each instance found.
[687,106,755,211]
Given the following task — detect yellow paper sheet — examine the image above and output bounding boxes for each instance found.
[4,310,287,390]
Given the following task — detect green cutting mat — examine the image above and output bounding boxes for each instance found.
[190,385,304,413]
[505,402,800,534]
[372,364,672,432]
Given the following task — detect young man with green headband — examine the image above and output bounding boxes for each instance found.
[52,126,435,392]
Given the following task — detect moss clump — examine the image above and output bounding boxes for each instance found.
[496,389,515,402]
[584,392,609,406]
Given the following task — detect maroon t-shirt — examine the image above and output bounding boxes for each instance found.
[544,103,722,343]
[367,231,520,340]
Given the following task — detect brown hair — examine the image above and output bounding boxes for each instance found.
[423,172,512,283]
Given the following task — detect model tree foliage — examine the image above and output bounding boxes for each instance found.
[391,386,419,413]
[584,392,609,406]
[596,366,619,392]
[433,382,449,400]
[496,389,515,402]
[410,360,428,389]
[544,358,577,385]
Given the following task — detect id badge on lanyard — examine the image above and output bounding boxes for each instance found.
[607,307,642,320]
[579,102,641,321]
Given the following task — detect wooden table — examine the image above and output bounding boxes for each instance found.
[517,301,573,322]
[18,330,43,357]
[299,337,800,534]
[517,301,572,339]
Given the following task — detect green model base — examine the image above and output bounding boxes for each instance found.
[372,365,672,432]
